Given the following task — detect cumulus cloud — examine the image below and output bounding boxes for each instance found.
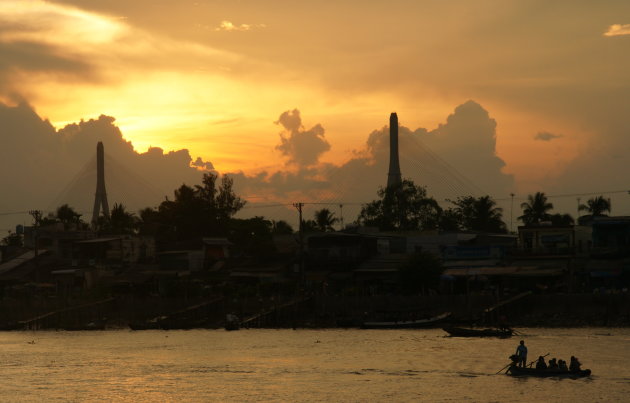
[534,131,563,141]
[0,101,213,231]
[215,21,266,32]
[231,101,514,226]
[192,157,215,171]
[275,109,331,167]
[604,24,630,37]
[0,100,514,232]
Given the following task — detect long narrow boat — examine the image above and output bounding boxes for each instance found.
[361,312,451,329]
[443,326,513,338]
[506,365,591,378]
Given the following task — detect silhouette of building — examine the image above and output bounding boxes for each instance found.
[387,112,402,188]
[91,142,110,226]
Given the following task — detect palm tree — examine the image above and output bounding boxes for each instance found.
[579,196,611,217]
[452,195,506,233]
[519,192,553,225]
[108,203,137,234]
[314,208,338,232]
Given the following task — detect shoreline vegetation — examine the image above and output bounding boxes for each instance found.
[1,293,629,331]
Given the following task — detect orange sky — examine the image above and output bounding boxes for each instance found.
[1,0,630,200]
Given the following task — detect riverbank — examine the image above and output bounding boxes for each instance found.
[1,293,629,330]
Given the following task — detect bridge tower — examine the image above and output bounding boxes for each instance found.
[91,142,110,226]
[387,112,402,188]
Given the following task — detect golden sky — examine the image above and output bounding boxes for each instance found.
[1,0,630,199]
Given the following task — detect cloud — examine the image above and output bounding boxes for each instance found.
[192,157,215,171]
[275,109,331,167]
[0,1,243,94]
[534,131,563,141]
[230,101,514,226]
[604,24,630,37]
[215,21,266,32]
[0,101,214,230]
[0,99,514,231]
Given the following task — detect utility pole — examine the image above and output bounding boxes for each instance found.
[28,210,42,282]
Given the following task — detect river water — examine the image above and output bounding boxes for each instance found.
[1,328,629,402]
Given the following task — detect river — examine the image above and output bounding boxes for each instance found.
[1,328,628,402]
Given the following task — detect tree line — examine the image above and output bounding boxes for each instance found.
[3,175,614,248]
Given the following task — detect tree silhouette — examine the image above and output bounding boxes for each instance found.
[56,204,83,229]
[519,192,553,225]
[271,220,294,235]
[108,203,137,234]
[449,195,506,233]
[358,179,442,231]
[314,208,338,232]
[579,196,611,217]
[301,219,318,233]
[154,173,247,242]
[549,213,574,226]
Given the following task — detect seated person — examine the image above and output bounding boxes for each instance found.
[548,358,558,369]
[558,359,568,371]
[569,356,582,372]
[535,356,547,370]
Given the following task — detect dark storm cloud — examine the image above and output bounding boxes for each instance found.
[534,131,563,141]
[275,109,331,167]
[0,102,214,229]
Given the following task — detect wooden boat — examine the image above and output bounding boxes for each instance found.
[506,365,591,378]
[443,326,513,338]
[361,312,451,329]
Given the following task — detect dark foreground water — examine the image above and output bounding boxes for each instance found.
[1,328,629,402]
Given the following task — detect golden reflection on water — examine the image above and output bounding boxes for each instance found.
[1,328,629,402]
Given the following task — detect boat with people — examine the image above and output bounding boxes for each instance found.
[361,312,451,329]
[503,352,591,378]
[506,365,591,378]
[443,326,513,338]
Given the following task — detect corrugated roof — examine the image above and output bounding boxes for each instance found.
[0,250,48,275]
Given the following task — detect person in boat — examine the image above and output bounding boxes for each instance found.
[558,359,568,371]
[535,356,547,370]
[515,340,528,367]
[548,358,558,369]
[569,356,582,372]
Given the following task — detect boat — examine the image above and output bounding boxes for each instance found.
[361,312,451,329]
[443,326,513,338]
[506,365,591,378]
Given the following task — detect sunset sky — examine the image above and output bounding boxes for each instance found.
[1,0,630,228]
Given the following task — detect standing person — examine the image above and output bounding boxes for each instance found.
[515,340,528,367]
